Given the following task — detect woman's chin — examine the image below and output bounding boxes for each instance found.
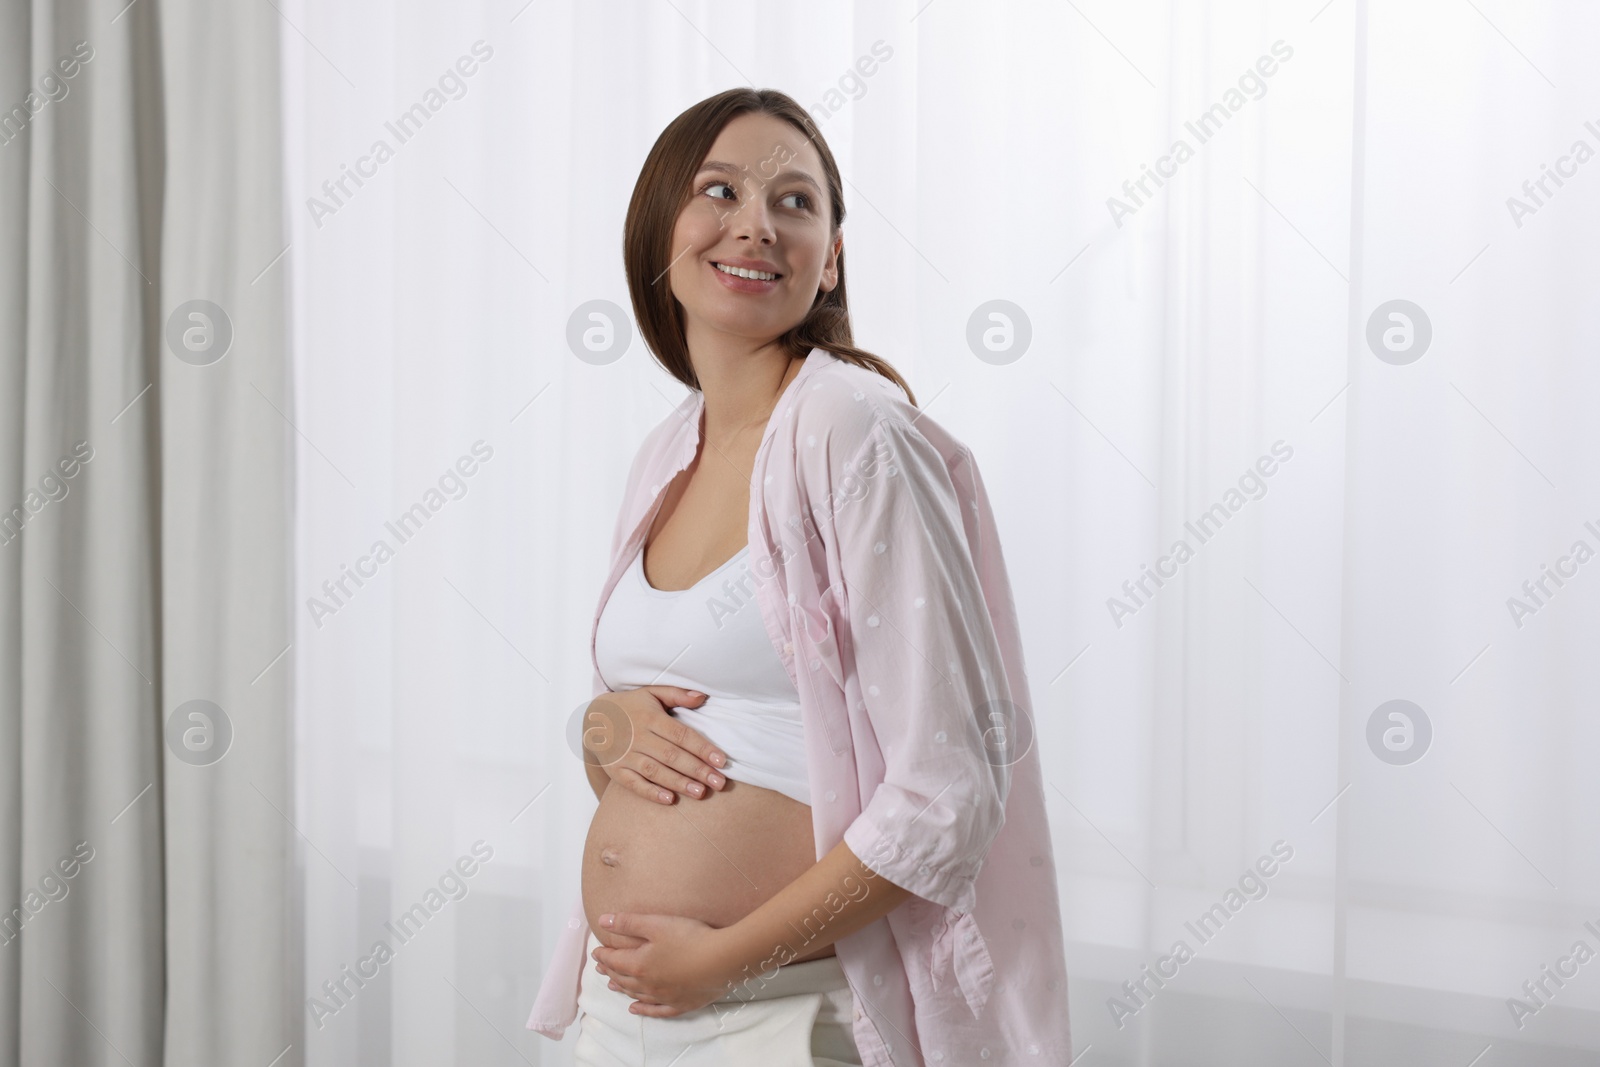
[683,300,802,337]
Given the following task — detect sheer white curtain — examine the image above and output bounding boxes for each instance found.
[280,0,1600,1064]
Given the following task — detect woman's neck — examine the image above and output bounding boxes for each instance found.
[692,343,801,452]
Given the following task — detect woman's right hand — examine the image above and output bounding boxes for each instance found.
[581,686,729,804]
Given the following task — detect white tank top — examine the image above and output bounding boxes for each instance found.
[594,541,810,806]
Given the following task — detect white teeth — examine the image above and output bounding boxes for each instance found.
[714,262,778,281]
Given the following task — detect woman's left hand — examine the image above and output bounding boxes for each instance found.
[590,913,738,1017]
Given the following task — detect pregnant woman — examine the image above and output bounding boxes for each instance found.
[526,88,1074,1066]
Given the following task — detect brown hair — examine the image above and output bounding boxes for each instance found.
[622,87,917,406]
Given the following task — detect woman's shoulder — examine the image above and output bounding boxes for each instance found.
[791,353,975,481]
[790,352,923,462]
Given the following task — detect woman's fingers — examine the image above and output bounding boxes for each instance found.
[642,685,707,706]
[625,750,708,800]
[614,766,677,804]
[590,687,727,799]
[602,969,655,1000]
[651,715,729,794]
[640,739,722,797]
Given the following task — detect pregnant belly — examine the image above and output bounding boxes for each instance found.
[582,776,837,962]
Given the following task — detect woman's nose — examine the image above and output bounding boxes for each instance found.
[726,190,775,242]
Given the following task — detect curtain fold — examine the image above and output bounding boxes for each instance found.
[0,1,294,1065]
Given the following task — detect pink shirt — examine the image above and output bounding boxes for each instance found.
[526,347,1074,1064]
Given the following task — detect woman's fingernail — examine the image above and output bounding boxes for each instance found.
[709,773,724,788]
[710,753,724,766]
[600,914,614,928]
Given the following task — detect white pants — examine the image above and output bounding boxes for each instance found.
[574,931,863,1067]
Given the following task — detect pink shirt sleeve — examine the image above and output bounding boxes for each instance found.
[823,414,1014,915]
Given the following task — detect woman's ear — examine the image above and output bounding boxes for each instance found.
[820,230,843,293]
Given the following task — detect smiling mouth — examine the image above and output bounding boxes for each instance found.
[711,261,782,281]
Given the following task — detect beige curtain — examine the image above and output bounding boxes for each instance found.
[0,1,295,1064]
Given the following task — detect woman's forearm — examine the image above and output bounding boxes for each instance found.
[713,838,914,987]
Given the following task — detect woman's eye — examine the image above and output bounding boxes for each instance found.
[700,181,810,210]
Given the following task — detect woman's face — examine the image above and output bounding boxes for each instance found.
[667,111,841,347]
